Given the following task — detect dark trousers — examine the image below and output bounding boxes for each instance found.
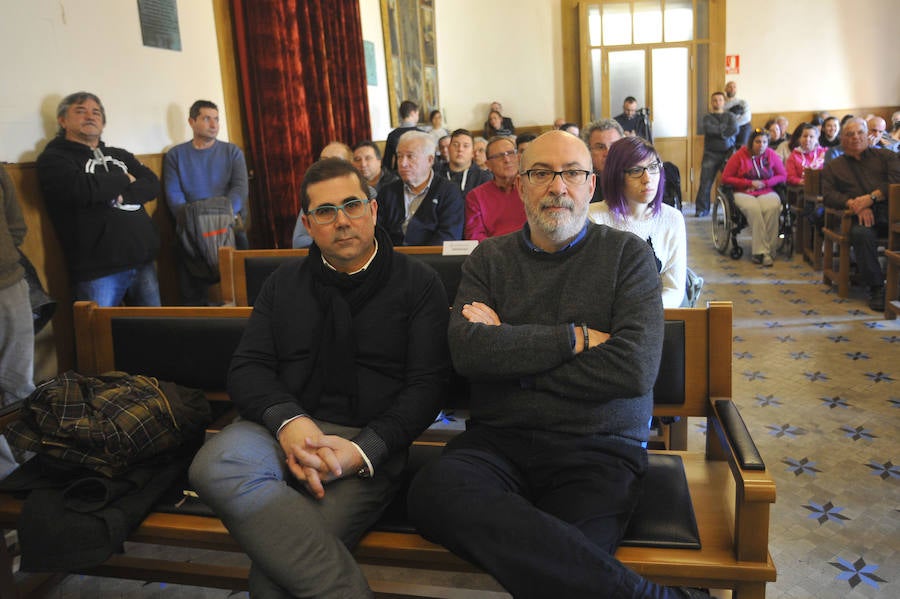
[694,149,731,213]
[407,424,684,599]
[850,220,888,287]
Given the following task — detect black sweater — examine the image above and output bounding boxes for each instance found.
[228,250,450,469]
[37,136,160,281]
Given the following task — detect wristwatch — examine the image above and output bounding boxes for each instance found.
[357,465,372,479]
[870,192,878,203]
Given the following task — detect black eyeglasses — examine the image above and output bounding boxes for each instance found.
[623,162,662,179]
[520,169,591,186]
[488,149,517,161]
[307,198,371,225]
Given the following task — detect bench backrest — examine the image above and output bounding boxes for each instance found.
[73,301,731,420]
[219,246,464,307]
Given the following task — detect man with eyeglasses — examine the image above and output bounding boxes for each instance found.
[190,157,450,598]
[409,131,706,598]
[434,128,493,197]
[463,136,526,240]
[377,130,464,245]
[822,117,900,312]
[584,118,625,203]
[694,91,738,217]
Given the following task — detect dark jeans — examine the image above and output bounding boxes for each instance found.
[694,149,731,213]
[407,424,685,599]
[850,220,888,287]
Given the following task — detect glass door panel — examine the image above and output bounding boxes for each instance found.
[609,50,645,117]
[650,47,688,138]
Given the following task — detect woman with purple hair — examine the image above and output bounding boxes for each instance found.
[589,137,687,307]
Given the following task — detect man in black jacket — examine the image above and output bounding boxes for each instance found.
[37,91,161,306]
[190,158,450,598]
[377,130,464,245]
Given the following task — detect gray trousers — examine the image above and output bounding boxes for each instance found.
[0,279,34,405]
[189,419,400,598]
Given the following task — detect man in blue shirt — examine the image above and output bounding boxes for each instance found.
[164,100,249,304]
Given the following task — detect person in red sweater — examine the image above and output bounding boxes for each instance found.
[721,129,787,266]
[463,136,526,240]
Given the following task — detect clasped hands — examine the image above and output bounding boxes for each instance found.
[846,193,876,227]
[279,416,364,499]
[461,301,608,353]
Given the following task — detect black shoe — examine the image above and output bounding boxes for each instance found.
[868,286,885,312]
[678,588,711,599]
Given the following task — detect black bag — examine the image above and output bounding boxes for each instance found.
[175,197,236,284]
[662,162,682,210]
[18,249,56,334]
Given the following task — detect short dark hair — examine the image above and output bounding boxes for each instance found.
[399,100,419,120]
[56,91,105,136]
[560,122,579,132]
[515,133,537,148]
[429,109,441,122]
[711,91,726,100]
[624,96,637,104]
[602,136,665,219]
[300,158,370,214]
[353,140,382,160]
[486,135,515,157]
[450,128,473,142]
[189,100,218,120]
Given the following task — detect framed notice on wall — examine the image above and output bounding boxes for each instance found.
[137,0,182,51]
[725,55,740,75]
[381,0,439,125]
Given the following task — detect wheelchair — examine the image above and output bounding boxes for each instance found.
[711,184,794,259]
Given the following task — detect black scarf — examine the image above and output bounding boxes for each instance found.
[299,225,394,417]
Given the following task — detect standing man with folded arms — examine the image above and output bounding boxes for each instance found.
[37,91,161,307]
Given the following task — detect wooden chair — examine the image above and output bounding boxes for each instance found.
[821,205,853,297]
[800,169,823,270]
[885,184,900,319]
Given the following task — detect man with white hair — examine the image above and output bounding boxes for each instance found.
[376,130,464,245]
[822,117,900,311]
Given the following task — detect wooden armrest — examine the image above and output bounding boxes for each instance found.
[714,399,765,470]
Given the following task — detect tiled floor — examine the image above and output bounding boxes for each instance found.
[15,209,900,598]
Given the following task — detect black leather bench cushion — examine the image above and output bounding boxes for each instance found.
[245,256,306,306]
[243,254,465,308]
[653,320,685,405]
[156,448,699,551]
[110,317,247,391]
[405,253,467,304]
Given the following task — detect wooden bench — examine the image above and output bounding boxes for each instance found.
[0,300,776,598]
[885,184,900,319]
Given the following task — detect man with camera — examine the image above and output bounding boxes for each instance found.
[614,96,651,141]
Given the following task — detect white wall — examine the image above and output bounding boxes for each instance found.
[359,0,392,141]
[725,0,899,113]
[434,0,564,132]
[0,0,227,162]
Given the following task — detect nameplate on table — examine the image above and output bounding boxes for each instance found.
[442,240,478,256]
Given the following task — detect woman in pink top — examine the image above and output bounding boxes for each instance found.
[721,129,787,266]
[785,123,826,186]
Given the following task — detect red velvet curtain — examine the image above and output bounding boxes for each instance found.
[231,0,371,248]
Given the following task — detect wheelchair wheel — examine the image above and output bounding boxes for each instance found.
[777,205,794,258]
[711,192,731,254]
